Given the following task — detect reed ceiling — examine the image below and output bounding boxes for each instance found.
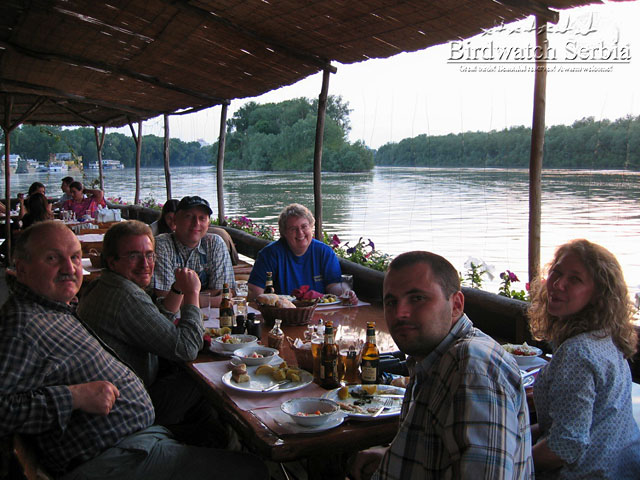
[0,0,597,129]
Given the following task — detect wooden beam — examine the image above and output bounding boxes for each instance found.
[313,67,332,240]
[528,16,547,284]
[497,0,559,24]
[0,39,227,104]
[129,120,143,204]
[216,101,230,225]
[94,126,106,191]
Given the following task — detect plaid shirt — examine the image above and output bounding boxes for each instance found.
[375,315,533,480]
[153,232,236,292]
[78,270,203,386]
[0,281,154,475]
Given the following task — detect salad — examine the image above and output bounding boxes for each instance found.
[502,342,540,356]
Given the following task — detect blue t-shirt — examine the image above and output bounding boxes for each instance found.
[249,238,342,296]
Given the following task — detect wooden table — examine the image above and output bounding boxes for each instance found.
[185,302,401,474]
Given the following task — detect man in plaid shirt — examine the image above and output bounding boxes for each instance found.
[351,251,533,480]
[0,221,267,479]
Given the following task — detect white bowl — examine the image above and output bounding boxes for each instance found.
[281,397,341,427]
[502,343,543,368]
[214,334,258,351]
[232,346,279,365]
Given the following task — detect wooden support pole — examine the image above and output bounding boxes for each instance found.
[313,66,332,240]
[129,120,143,204]
[528,16,548,284]
[3,127,11,257]
[94,126,106,190]
[216,101,230,225]
[164,114,172,201]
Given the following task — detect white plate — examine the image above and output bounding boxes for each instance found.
[229,354,283,367]
[322,384,405,421]
[317,298,341,306]
[222,365,313,393]
[277,412,345,433]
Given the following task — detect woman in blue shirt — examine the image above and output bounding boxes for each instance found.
[528,239,640,479]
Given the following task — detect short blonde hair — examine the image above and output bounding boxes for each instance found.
[278,203,314,236]
[528,239,638,358]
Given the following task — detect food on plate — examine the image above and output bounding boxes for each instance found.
[204,326,231,337]
[296,410,322,416]
[242,352,264,359]
[231,363,250,383]
[319,294,338,304]
[272,369,286,381]
[502,342,540,356]
[336,402,380,415]
[255,364,275,376]
[220,333,243,344]
[286,370,301,382]
[338,386,349,400]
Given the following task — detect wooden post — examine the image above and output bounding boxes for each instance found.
[129,120,143,204]
[313,67,332,240]
[528,16,548,284]
[94,126,106,190]
[3,126,11,256]
[216,101,229,225]
[163,114,172,201]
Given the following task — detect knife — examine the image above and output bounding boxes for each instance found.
[521,367,541,379]
[262,380,291,392]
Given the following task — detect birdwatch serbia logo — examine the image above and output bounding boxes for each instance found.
[448,12,631,73]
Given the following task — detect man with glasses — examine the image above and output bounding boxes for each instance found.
[248,203,357,302]
[153,196,236,307]
[78,221,227,446]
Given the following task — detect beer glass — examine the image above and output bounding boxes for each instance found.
[339,274,353,305]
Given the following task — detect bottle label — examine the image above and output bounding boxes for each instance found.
[220,315,233,327]
[361,361,378,383]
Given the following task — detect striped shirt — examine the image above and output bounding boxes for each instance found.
[153,232,236,292]
[0,280,154,475]
[375,314,533,480]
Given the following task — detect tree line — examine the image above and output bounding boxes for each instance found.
[375,116,640,170]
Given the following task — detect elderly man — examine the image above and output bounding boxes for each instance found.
[248,203,357,301]
[0,221,268,479]
[77,221,222,445]
[350,251,533,480]
[153,196,235,307]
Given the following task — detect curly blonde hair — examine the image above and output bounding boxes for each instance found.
[528,239,638,358]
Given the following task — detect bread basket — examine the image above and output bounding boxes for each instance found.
[257,300,318,327]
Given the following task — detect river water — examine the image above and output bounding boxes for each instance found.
[5,166,640,295]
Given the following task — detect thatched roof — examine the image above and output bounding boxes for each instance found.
[0,0,597,129]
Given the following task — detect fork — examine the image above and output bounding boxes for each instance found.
[372,398,395,417]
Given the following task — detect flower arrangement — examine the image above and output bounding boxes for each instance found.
[324,233,392,272]
[462,257,495,289]
[213,216,277,241]
[498,270,529,301]
[106,196,128,206]
[139,195,162,210]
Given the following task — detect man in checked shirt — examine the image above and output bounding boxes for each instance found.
[350,251,533,480]
[0,221,267,479]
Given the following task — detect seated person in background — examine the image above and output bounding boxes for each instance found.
[350,251,533,480]
[62,181,105,219]
[153,196,236,308]
[78,221,229,447]
[528,239,640,478]
[0,221,268,479]
[17,182,47,218]
[21,192,53,229]
[53,175,74,209]
[150,199,179,235]
[248,203,357,302]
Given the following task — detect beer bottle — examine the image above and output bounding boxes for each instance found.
[320,320,340,389]
[219,283,235,328]
[264,271,275,294]
[360,322,380,384]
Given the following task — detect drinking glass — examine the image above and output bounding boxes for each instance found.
[339,274,353,305]
[200,292,211,321]
[235,280,248,298]
[233,297,248,317]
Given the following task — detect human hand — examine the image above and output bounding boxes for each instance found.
[349,446,388,480]
[68,381,120,415]
[174,267,201,294]
[347,289,358,305]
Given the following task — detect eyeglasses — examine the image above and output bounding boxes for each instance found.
[119,252,156,263]
[287,223,311,234]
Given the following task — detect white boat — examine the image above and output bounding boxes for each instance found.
[88,159,125,170]
[35,162,68,172]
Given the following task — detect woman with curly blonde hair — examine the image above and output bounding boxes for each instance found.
[529,239,640,479]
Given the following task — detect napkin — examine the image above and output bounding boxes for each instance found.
[292,285,323,300]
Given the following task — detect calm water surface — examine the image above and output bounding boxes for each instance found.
[6,166,640,294]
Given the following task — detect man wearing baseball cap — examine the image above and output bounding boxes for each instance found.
[153,196,236,307]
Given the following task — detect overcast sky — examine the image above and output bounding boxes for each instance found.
[133,1,639,150]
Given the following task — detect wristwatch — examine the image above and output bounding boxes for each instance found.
[170,283,183,295]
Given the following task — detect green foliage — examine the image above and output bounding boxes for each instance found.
[323,233,392,272]
[498,270,529,301]
[212,216,277,241]
[221,96,372,172]
[375,116,640,170]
